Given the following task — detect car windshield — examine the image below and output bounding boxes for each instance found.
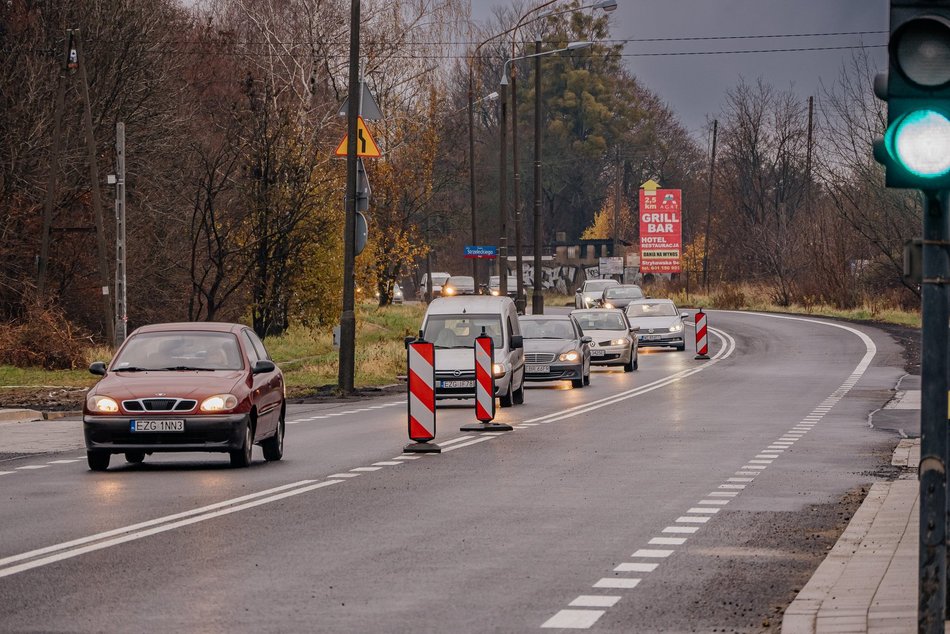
[432,274,450,285]
[583,280,617,293]
[627,302,678,317]
[448,276,474,289]
[605,287,643,299]
[424,315,504,349]
[572,312,627,331]
[113,331,244,371]
[520,319,575,340]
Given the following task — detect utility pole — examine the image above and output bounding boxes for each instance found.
[75,31,115,345]
[498,84,508,297]
[613,147,622,261]
[531,40,544,315]
[468,76,479,289]
[702,119,718,291]
[805,96,814,215]
[338,0,360,394]
[37,33,70,301]
[114,122,127,346]
[511,61,524,312]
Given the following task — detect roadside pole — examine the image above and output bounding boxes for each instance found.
[920,191,949,625]
[114,122,127,346]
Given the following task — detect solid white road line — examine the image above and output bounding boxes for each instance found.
[15,465,48,470]
[0,480,342,579]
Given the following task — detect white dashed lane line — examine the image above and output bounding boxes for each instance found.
[537,314,877,629]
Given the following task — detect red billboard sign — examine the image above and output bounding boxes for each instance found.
[639,185,682,274]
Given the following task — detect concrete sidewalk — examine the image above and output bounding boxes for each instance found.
[782,438,920,633]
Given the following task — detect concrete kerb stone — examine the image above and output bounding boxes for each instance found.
[0,408,43,423]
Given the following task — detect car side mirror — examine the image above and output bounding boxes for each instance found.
[629,325,640,333]
[404,335,416,349]
[581,336,592,344]
[681,312,689,319]
[510,335,524,350]
[252,360,276,374]
[89,361,107,376]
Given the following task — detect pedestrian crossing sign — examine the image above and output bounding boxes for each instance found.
[335,116,381,158]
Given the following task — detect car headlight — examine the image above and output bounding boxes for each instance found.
[492,363,506,377]
[611,338,628,346]
[603,303,614,309]
[90,396,119,413]
[200,394,239,412]
[670,322,684,333]
[558,350,580,362]
[491,290,499,296]
[443,287,455,296]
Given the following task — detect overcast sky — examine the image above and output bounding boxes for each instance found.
[471,0,889,140]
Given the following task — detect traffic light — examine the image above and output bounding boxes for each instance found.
[874,1,950,189]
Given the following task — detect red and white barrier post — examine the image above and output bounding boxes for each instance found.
[404,337,441,453]
[461,330,513,432]
[694,309,710,360]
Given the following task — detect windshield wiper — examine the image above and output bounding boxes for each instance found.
[160,366,206,371]
[114,366,152,372]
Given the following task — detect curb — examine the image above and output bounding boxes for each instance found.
[43,410,82,420]
[0,409,43,423]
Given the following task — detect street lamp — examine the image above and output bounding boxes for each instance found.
[499,41,593,311]
[506,0,616,312]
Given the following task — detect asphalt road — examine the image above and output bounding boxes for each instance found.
[0,310,909,632]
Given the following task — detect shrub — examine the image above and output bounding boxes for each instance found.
[0,303,92,370]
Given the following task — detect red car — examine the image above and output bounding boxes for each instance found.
[83,322,285,471]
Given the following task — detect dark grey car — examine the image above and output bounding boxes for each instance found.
[599,284,645,310]
[518,315,591,388]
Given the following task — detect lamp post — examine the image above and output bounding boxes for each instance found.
[508,0,617,312]
[466,87,498,289]
[500,41,592,307]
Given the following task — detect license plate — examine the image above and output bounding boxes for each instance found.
[643,334,664,340]
[131,419,185,432]
[591,349,605,357]
[526,364,550,374]
[438,380,475,389]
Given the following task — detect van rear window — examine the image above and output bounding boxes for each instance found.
[424,315,503,349]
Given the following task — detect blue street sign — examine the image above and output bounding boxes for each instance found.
[464,245,498,259]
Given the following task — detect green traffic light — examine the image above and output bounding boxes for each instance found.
[886,109,950,178]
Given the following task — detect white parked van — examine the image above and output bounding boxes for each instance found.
[421,296,526,407]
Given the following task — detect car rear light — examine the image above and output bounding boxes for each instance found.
[200,394,239,412]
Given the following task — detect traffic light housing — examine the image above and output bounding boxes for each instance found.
[874,1,950,189]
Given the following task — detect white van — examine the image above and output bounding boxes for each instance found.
[417,272,451,301]
[421,296,526,407]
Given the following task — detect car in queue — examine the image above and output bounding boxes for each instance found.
[519,314,591,388]
[442,275,478,297]
[625,299,689,351]
[574,278,620,308]
[598,284,644,310]
[570,308,639,372]
[421,296,525,407]
[488,275,518,297]
[417,272,451,301]
[83,322,285,471]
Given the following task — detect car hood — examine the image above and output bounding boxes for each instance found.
[605,297,637,308]
[628,316,680,331]
[90,371,246,400]
[582,329,630,343]
[523,339,577,355]
[434,348,509,371]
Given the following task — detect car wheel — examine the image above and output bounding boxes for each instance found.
[499,381,513,408]
[513,375,525,404]
[230,420,254,468]
[262,410,285,462]
[623,349,634,373]
[583,367,590,386]
[676,343,686,351]
[633,352,639,370]
[571,377,583,388]
[87,451,110,471]
[124,451,145,464]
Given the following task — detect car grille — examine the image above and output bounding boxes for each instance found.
[123,398,197,412]
[524,352,556,364]
[597,340,614,347]
[435,371,475,380]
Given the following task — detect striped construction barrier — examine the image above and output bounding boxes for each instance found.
[474,334,495,422]
[461,331,513,432]
[404,339,441,453]
[694,309,710,360]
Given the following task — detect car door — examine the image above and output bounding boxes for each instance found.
[506,309,524,390]
[242,330,281,437]
[574,319,591,373]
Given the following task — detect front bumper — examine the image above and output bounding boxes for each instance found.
[589,345,630,365]
[637,333,685,348]
[433,373,511,400]
[524,363,583,382]
[83,412,251,453]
